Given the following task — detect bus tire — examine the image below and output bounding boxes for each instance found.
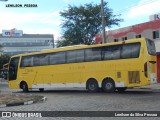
[102,78,115,93]
[116,87,127,92]
[39,88,44,92]
[21,82,28,92]
[86,78,99,92]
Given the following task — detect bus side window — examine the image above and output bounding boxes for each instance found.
[103,45,121,60]
[66,49,85,63]
[21,56,33,67]
[85,47,102,62]
[121,43,140,59]
[33,54,49,66]
[49,52,66,65]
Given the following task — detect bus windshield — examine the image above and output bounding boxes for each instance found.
[146,39,156,56]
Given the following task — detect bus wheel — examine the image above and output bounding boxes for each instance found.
[102,78,115,93]
[116,87,127,92]
[21,82,28,92]
[86,78,99,92]
[39,88,44,92]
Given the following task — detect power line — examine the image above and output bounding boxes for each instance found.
[114,0,160,14]
[87,0,160,22]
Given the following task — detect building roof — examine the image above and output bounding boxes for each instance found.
[108,19,160,38]
[95,19,160,43]
[0,34,54,38]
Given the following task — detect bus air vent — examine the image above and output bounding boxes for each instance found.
[128,71,140,84]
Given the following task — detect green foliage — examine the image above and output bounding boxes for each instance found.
[0,44,3,53]
[0,55,10,69]
[58,2,123,47]
[56,39,73,48]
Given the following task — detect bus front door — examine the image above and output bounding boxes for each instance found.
[8,57,20,88]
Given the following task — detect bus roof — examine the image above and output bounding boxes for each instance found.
[11,38,146,58]
[42,44,88,51]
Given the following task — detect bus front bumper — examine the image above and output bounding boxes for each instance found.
[150,73,157,84]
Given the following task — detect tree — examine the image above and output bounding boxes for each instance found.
[0,44,10,69]
[56,37,74,48]
[0,44,3,54]
[58,2,123,47]
[0,55,10,69]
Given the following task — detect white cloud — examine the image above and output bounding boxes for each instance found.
[0,11,62,40]
[0,11,61,26]
[127,0,160,19]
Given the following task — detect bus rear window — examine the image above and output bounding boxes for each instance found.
[146,39,156,56]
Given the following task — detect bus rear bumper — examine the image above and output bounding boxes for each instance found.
[150,73,157,84]
[150,78,157,84]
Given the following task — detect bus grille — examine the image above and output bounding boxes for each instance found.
[128,71,140,84]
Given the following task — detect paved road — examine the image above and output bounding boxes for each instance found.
[1,81,160,120]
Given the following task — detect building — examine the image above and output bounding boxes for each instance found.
[95,13,160,82]
[0,29,54,55]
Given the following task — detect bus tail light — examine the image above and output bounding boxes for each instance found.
[144,62,148,77]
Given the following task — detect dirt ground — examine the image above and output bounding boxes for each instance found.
[0,93,44,105]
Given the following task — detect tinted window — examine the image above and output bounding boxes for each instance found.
[103,45,121,60]
[153,30,159,39]
[49,52,66,65]
[67,49,84,63]
[121,43,140,59]
[85,47,102,62]
[122,37,127,41]
[67,50,77,63]
[136,34,141,38]
[114,39,119,42]
[76,50,85,62]
[33,54,49,66]
[21,56,33,67]
[146,39,156,56]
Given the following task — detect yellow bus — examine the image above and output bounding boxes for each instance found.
[7,38,157,92]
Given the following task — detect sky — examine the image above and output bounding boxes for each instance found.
[0,0,160,42]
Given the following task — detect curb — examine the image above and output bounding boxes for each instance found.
[0,82,8,85]
[135,84,160,90]
[139,87,160,90]
[0,96,47,108]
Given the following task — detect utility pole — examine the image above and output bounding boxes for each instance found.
[101,0,106,43]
